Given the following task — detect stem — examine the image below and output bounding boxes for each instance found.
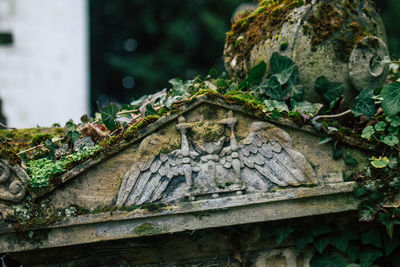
[312,109,352,124]
[17,137,64,155]
[117,109,139,115]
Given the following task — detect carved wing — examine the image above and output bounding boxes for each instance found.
[116,150,183,206]
[239,122,317,189]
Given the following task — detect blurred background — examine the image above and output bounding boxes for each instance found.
[0,0,399,128]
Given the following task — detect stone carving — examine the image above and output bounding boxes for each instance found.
[224,0,389,105]
[117,111,317,206]
[0,160,29,202]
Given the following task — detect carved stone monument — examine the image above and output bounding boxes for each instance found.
[0,97,365,266]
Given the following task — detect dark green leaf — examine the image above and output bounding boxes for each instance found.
[332,233,351,253]
[353,185,368,198]
[314,236,331,254]
[361,227,382,248]
[296,233,314,251]
[239,61,266,89]
[310,254,347,267]
[352,89,376,118]
[381,83,400,116]
[145,103,158,116]
[270,52,296,85]
[80,114,89,123]
[346,241,361,262]
[332,141,343,160]
[101,103,119,131]
[315,76,345,103]
[312,225,333,237]
[275,225,293,245]
[380,219,400,238]
[44,139,57,160]
[264,76,287,100]
[67,131,81,144]
[65,120,77,133]
[359,249,383,267]
[380,135,399,146]
[345,153,358,166]
[382,228,400,256]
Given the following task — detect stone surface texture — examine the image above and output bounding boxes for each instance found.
[45,102,367,210]
[224,0,389,105]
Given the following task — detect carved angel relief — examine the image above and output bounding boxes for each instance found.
[116,111,317,206]
[0,160,29,202]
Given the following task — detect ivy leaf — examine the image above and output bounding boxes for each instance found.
[67,131,81,145]
[381,83,400,116]
[263,100,289,112]
[145,103,158,116]
[359,249,383,267]
[169,78,192,97]
[312,225,333,237]
[310,254,347,267]
[380,219,400,238]
[361,126,375,139]
[101,103,119,131]
[361,227,383,248]
[346,241,361,262]
[264,76,287,100]
[239,61,266,89]
[382,228,400,256]
[314,236,331,254]
[315,76,345,103]
[381,135,399,147]
[291,100,323,116]
[353,185,368,198]
[270,52,297,85]
[296,233,314,251]
[275,225,293,245]
[374,121,387,132]
[352,89,376,118]
[371,156,389,168]
[331,234,350,253]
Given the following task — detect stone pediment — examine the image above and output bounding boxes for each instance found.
[36,97,366,210]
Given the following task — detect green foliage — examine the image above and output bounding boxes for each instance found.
[101,103,119,131]
[169,78,192,98]
[361,126,375,139]
[269,52,297,85]
[370,156,389,168]
[381,83,400,116]
[27,146,102,188]
[352,89,376,118]
[315,76,344,103]
[239,61,266,89]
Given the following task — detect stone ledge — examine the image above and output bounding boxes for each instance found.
[0,182,358,253]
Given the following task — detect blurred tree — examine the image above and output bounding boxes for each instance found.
[89,0,246,112]
[375,0,400,58]
[90,0,400,113]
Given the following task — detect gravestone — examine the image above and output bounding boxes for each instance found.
[0,97,366,266]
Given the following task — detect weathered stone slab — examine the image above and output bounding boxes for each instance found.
[43,101,367,211]
[0,182,358,253]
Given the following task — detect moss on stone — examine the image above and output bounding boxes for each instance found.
[225,0,305,78]
[133,223,163,236]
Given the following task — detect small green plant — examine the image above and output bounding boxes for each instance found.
[27,145,102,188]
